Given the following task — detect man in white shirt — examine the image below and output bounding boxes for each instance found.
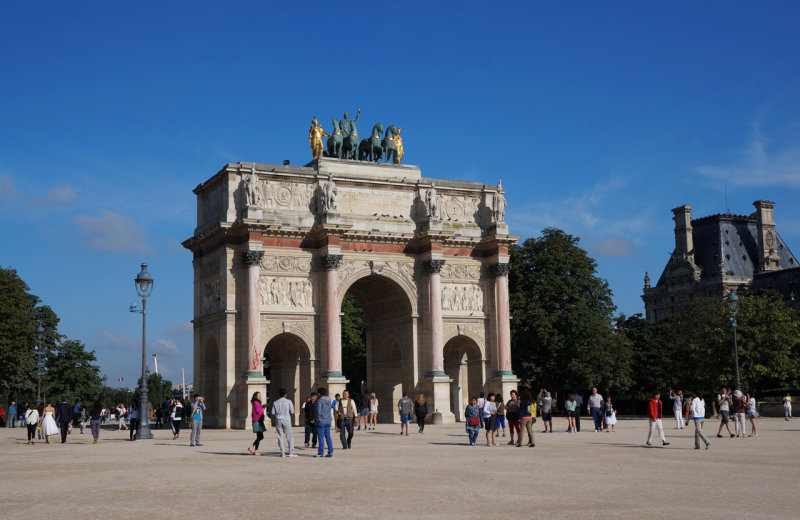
[271,388,298,458]
[691,393,710,450]
[587,387,604,432]
[716,388,734,438]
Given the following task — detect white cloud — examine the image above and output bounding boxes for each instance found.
[151,338,181,356]
[73,209,152,254]
[698,125,800,187]
[97,330,139,351]
[40,184,77,205]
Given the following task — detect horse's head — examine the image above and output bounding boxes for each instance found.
[385,125,397,138]
[372,123,384,136]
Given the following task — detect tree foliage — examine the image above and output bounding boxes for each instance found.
[509,228,632,393]
[341,293,366,396]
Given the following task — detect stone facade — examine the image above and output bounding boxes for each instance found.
[642,201,799,320]
[183,158,518,428]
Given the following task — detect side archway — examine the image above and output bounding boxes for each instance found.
[263,332,312,425]
[443,336,483,422]
[199,337,220,427]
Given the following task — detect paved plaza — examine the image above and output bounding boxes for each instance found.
[2,418,798,519]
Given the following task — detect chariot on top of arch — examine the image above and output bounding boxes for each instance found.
[309,109,404,164]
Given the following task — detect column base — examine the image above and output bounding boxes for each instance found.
[321,374,349,399]
[240,373,269,429]
[421,375,455,425]
[487,373,520,400]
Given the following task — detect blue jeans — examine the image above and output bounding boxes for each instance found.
[316,423,333,455]
[591,408,603,430]
[467,427,479,445]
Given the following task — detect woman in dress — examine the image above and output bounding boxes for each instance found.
[116,403,127,430]
[414,394,428,434]
[604,395,617,432]
[784,392,792,421]
[24,403,40,444]
[368,393,378,430]
[464,397,481,446]
[248,391,265,456]
[565,394,577,433]
[747,392,759,437]
[89,400,102,444]
[39,400,59,444]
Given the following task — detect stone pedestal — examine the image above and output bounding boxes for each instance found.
[239,372,269,429]
[487,374,520,402]
[322,376,349,401]
[422,374,455,424]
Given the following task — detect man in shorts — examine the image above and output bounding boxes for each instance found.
[397,392,413,436]
[716,387,734,438]
[538,389,553,433]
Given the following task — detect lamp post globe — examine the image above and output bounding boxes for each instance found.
[134,263,154,440]
[726,292,741,391]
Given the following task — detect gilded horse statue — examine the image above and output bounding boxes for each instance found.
[381,125,400,163]
[359,123,384,162]
[326,119,343,159]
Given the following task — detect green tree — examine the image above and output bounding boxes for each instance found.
[0,267,39,398]
[133,372,173,407]
[44,339,105,403]
[509,228,632,393]
[341,293,366,396]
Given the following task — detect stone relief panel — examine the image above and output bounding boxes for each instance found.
[338,259,417,290]
[338,188,414,219]
[240,176,315,212]
[442,284,484,312]
[440,263,481,281]
[201,275,222,314]
[439,193,481,222]
[259,276,313,309]
[260,255,312,274]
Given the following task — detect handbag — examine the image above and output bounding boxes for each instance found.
[468,416,480,427]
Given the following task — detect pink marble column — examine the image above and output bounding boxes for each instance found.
[242,250,264,375]
[425,259,446,376]
[322,254,343,377]
[494,263,512,375]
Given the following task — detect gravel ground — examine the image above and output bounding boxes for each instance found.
[2,417,798,519]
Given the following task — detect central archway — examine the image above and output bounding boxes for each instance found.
[263,332,311,425]
[342,274,415,423]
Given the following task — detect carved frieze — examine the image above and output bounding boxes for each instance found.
[442,284,484,312]
[260,255,312,273]
[338,259,371,282]
[201,275,222,314]
[439,194,481,222]
[240,175,315,212]
[440,263,480,280]
[259,277,313,308]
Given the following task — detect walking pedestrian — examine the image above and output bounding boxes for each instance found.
[332,393,341,433]
[574,392,583,432]
[40,400,58,444]
[784,392,792,421]
[128,402,140,440]
[465,397,481,446]
[314,387,334,458]
[537,389,553,433]
[645,391,670,447]
[8,402,17,428]
[89,400,102,444]
[517,389,535,446]
[358,392,369,431]
[732,390,747,437]
[476,392,486,429]
[604,395,617,432]
[506,391,520,445]
[565,393,577,433]
[747,392,759,437]
[154,406,164,429]
[414,394,428,434]
[56,398,71,443]
[248,391,266,456]
[36,403,45,439]
[170,399,185,439]
[24,403,39,444]
[716,388,734,438]
[368,393,378,430]
[190,394,206,447]
[337,390,357,449]
[116,403,127,430]
[669,389,685,429]
[304,392,318,448]
[272,389,297,457]
[691,393,710,450]
[482,393,498,446]
[588,387,604,432]
[398,392,413,436]
[78,407,87,434]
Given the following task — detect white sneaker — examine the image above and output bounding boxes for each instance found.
[289,452,298,457]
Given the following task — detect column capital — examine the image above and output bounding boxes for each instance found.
[423,259,446,274]
[320,254,343,270]
[241,250,264,267]
[490,262,511,277]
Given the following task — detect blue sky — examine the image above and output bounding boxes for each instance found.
[2,2,799,387]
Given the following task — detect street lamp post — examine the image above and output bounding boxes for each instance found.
[35,324,45,405]
[726,292,741,391]
[133,263,155,440]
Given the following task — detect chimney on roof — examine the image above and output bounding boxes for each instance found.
[753,200,781,271]
[671,205,694,258]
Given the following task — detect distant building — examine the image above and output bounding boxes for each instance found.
[642,200,799,320]
[171,382,193,399]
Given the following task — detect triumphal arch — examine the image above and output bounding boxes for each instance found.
[183,156,518,428]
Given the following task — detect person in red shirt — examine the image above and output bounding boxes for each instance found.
[645,391,670,447]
